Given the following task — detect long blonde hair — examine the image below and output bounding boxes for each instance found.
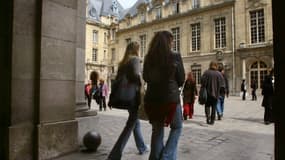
[119,41,139,68]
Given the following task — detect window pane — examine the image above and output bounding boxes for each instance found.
[92,48,97,62]
[191,23,200,51]
[171,27,180,52]
[250,9,265,43]
[191,64,201,84]
[140,35,146,57]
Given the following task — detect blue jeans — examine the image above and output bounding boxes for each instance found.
[216,96,225,116]
[149,104,183,160]
[108,106,148,160]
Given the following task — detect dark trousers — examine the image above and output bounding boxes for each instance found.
[242,90,246,100]
[252,90,257,100]
[86,95,92,109]
[205,96,218,124]
[264,107,273,123]
[99,96,107,111]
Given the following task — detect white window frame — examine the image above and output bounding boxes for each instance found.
[93,30,98,43]
[140,34,147,57]
[92,48,97,62]
[192,0,200,9]
[250,9,265,44]
[214,17,226,49]
[172,27,180,52]
[191,23,201,51]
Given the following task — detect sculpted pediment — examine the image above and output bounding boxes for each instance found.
[246,0,268,9]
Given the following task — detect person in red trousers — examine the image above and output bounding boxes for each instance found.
[182,72,198,120]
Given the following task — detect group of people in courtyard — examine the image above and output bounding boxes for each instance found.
[85,74,110,111]
[84,30,274,160]
[240,69,274,125]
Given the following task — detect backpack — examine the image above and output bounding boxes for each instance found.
[198,87,207,105]
[91,86,100,104]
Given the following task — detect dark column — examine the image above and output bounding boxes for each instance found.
[272,0,285,160]
[0,1,13,159]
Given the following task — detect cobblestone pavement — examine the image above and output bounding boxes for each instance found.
[55,96,274,160]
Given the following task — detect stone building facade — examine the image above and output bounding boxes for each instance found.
[1,0,87,159]
[85,0,273,95]
[85,0,124,84]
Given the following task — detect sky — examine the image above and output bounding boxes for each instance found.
[117,0,137,9]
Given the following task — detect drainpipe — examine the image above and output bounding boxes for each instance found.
[231,5,236,95]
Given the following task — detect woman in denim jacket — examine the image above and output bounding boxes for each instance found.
[107,41,149,160]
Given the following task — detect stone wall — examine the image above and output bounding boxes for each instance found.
[4,0,86,160]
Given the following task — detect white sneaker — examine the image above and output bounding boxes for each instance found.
[139,144,150,155]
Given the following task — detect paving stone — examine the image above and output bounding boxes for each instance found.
[55,96,274,160]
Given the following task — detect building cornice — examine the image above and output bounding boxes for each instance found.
[86,19,112,29]
[236,43,273,52]
[117,0,235,34]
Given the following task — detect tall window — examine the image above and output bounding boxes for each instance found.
[140,12,146,23]
[127,20,131,26]
[104,32,107,44]
[250,9,265,44]
[111,48,116,62]
[250,61,268,88]
[215,17,226,48]
[126,38,131,44]
[140,35,146,57]
[173,2,180,14]
[111,28,116,40]
[192,0,200,9]
[93,30,98,43]
[191,23,201,51]
[171,27,180,52]
[191,64,201,84]
[156,6,162,19]
[92,48,97,62]
[103,50,106,60]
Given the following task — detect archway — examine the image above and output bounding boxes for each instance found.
[249,61,269,90]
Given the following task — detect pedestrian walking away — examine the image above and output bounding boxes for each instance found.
[182,72,197,120]
[241,79,247,100]
[85,80,92,110]
[143,31,185,160]
[107,41,149,160]
[251,79,258,101]
[90,70,100,108]
[200,61,225,125]
[98,79,109,111]
[261,68,274,125]
[216,65,229,120]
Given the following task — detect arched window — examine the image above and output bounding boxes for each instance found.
[250,61,268,89]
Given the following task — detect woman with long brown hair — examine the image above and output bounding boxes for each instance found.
[107,41,149,160]
[143,31,185,160]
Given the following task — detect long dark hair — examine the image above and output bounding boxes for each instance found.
[144,31,173,69]
[119,41,139,69]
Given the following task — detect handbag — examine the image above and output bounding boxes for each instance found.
[198,87,207,105]
[108,74,138,109]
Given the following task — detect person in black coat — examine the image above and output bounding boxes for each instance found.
[200,61,225,125]
[251,79,258,101]
[241,79,247,100]
[261,69,274,125]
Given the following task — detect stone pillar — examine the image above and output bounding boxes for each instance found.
[242,59,246,79]
[37,1,79,159]
[75,0,88,112]
[3,0,87,160]
[8,0,38,159]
